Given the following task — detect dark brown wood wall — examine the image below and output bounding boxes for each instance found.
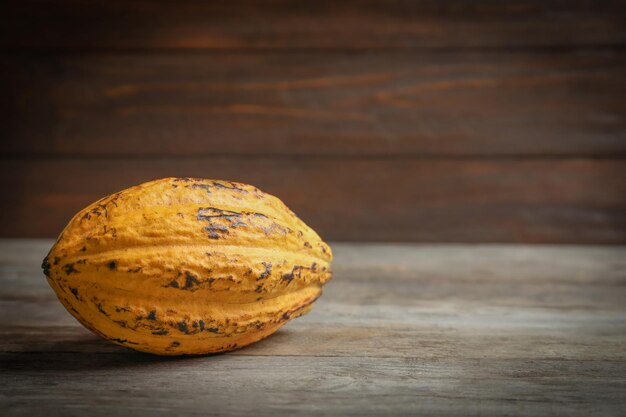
[2,1,625,242]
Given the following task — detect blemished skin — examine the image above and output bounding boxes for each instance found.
[42,177,332,355]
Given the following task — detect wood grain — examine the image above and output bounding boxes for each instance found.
[1,240,625,416]
[1,157,625,242]
[2,0,625,50]
[2,1,625,243]
[3,51,625,157]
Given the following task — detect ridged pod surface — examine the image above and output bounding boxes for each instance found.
[42,177,332,355]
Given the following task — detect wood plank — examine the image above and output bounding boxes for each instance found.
[1,158,625,242]
[3,51,625,157]
[2,0,625,50]
[1,355,624,417]
[1,240,625,416]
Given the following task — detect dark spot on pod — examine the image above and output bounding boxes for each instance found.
[257,262,272,281]
[177,212,184,218]
[245,268,253,276]
[110,338,138,345]
[322,266,327,272]
[152,329,168,335]
[207,327,220,333]
[322,246,328,254]
[282,312,290,320]
[255,285,263,293]
[172,183,178,188]
[171,341,180,347]
[63,263,78,275]
[208,278,215,284]
[213,181,248,193]
[281,265,308,284]
[82,212,91,220]
[116,306,130,313]
[81,246,87,252]
[282,272,294,283]
[256,297,263,302]
[263,221,292,237]
[192,321,198,328]
[69,287,80,300]
[304,242,312,248]
[41,256,51,277]
[130,267,142,273]
[76,259,86,264]
[53,257,60,265]
[197,207,240,221]
[178,321,190,334]
[198,320,205,331]
[166,280,179,289]
[190,183,213,193]
[114,320,128,328]
[108,260,117,270]
[311,263,317,271]
[95,302,109,316]
[183,272,200,290]
[297,230,304,237]
[204,225,229,239]
[147,310,157,320]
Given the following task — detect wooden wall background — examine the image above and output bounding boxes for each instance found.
[1,1,625,242]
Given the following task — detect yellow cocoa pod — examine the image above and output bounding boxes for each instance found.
[42,177,332,355]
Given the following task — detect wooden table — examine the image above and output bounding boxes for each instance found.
[1,239,625,416]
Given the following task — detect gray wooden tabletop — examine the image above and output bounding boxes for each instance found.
[1,239,625,416]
